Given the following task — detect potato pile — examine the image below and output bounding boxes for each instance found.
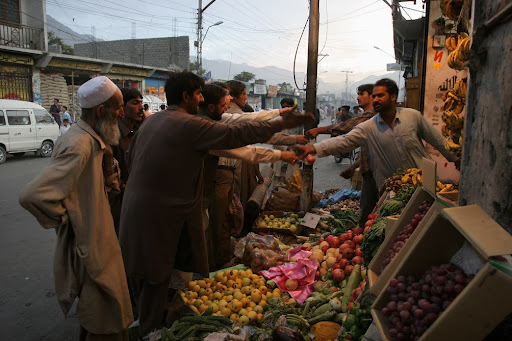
[180,269,281,325]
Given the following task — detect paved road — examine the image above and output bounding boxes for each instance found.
[0,152,79,340]
[0,118,353,340]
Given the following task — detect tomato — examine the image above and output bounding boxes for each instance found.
[353,234,364,245]
[319,238,325,243]
[339,233,349,242]
[344,240,355,249]
[368,213,377,220]
[352,227,363,235]
[330,236,341,248]
[355,247,363,257]
[365,219,374,227]
[346,230,353,238]
[305,155,316,164]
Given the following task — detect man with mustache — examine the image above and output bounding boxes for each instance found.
[306,84,378,227]
[110,88,145,235]
[119,71,313,338]
[19,76,133,340]
[295,78,458,193]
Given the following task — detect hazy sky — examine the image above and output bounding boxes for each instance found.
[46,0,425,84]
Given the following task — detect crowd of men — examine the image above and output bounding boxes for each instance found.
[19,71,458,340]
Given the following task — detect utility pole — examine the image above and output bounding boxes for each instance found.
[196,0,218,73]
[340,70,353,101]
[301,0,320,213]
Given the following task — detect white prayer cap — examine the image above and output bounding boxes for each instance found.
[78,76,119,109]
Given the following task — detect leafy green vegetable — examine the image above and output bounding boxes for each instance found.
[393,184,420,203]
[361,218,386,265]
[378,198,406,217]
[329,209,359,235]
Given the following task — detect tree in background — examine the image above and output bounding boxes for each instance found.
[233,71,255,82]
[189,62,206,76]
[47,32,74,55]
[277,82,291,92]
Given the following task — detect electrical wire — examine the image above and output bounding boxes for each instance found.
[293,11,309,90]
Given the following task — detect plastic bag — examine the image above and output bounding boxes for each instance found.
[234,233,288,273]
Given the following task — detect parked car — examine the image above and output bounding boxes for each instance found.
[142,95,166,113]
[0,99,59,164]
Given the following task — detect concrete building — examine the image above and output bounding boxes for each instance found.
[74,37,189,70]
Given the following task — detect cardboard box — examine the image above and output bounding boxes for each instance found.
[436,190,459,207]
[368,158,439,294]
[372,205,512,341]
[369,215,401,288]
[368,187,440,295]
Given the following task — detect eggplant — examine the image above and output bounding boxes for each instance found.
[272,326,304,341]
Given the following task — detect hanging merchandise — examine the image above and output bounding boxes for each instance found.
[441,78,467,156]
[447,32,471,70]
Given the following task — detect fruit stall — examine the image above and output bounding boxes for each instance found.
[143,149,512,341]
[151,3,512,339]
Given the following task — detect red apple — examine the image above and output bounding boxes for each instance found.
[344,264,354,276]
[352,256,363,264]
[342,247,355,260]
[330,236,341,248]
[355,247,363,257]
[333,269,345,282]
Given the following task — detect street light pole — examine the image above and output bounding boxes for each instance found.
[373,46,396,60]
[200,21,223,73]
[196,0,219,74]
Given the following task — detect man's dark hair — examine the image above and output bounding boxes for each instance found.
[54,98,59,102]
[212,81,229,91]
[374,78,398,99]
[63,106,68,110]
[63,118,69,122]
[357,83,374,95]
[199,84,228,109]
[341,105,351,110]
[165,71,205,105]
[280,98,294,107]
[120,88,142,105]
[226,80,246,98]
[143,103,149,110]
[160,104,166,110]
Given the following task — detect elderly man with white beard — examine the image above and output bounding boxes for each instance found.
[19,76,133,340]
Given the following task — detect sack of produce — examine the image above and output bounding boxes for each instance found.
[265,183,300,212]
[235,233,288,273]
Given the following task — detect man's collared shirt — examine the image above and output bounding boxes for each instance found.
[314,108,457,189]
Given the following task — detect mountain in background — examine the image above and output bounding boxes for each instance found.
[47,15,103,47]
[46,15,401,99]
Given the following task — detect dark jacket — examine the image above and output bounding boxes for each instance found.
[119,105,283,282]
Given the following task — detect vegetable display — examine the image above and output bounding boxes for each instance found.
[361,217,386,266]
[160,314,233,341]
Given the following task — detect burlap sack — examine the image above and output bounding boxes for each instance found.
[264,182,300,212]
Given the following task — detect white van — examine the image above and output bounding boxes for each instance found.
[0,99,59,164]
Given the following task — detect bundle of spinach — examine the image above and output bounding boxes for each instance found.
[329,209,359,235]
[361,217,387,265]
[393,184,420,203]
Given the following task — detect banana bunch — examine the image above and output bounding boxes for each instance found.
[384,168,422,192]
[447,33,471,70]
[440,0,464,20]
[287,170,303,193]
[437,181,457,193]
[441,78,467,156]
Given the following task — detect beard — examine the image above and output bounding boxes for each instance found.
[97,113,121,146]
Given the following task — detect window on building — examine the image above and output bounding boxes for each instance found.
[1,0,20,24]
[7,110,30,125]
